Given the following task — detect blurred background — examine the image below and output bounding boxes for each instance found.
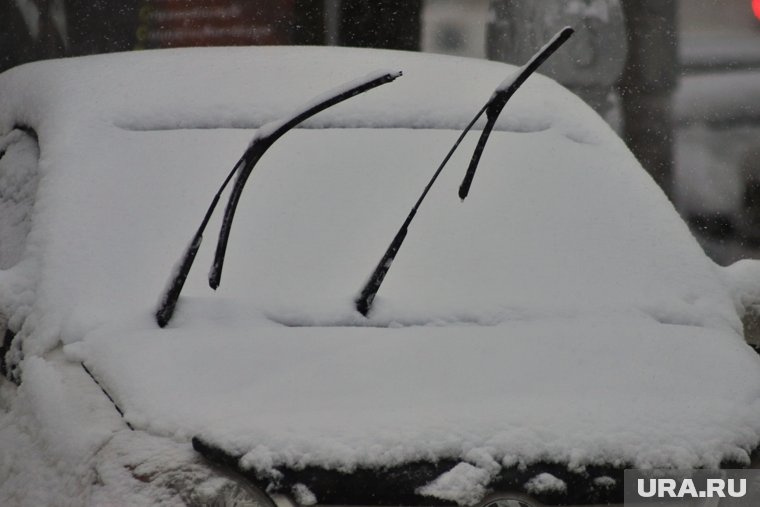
[1,0,759,265]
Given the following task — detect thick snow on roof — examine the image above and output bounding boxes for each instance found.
[1,47,759,500]
[0,46,606,139]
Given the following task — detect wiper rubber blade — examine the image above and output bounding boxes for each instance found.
[458,26,574,200]
[354,104,487,317]
[355,27,573,317]
[155,70,402,327]
[155,156,243,328]
[208,70,402,291]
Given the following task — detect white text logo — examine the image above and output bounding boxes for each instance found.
[637,478,746,499]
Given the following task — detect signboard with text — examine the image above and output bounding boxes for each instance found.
[136,0,294,49]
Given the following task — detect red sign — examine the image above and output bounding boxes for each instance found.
[136,0,294,48]
[754,0,760,20]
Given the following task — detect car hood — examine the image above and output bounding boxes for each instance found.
[80,312,760,468]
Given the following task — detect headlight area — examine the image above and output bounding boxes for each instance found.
[478,496,542,507]
[123,448,278,507]
[164,468,275,507]
[92,430,276,506]
[122,443,276,507]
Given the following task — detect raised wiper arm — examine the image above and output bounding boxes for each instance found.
[355,27,573,317]
[208,70,402,291]
[354,105,488,317]
[155,70,402,327]
[458,26,574,200]
[154,154,244,327]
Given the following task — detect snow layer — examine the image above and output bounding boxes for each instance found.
[1,126,741,352]
[417,463,492,505]
[81,316,760,474]
[291,484,317,506]
[0,354,267,505]
[0,46,606,139]
[0,129,38,269]
[725,259,760,312]
[525,473,567,495]
[0,46,759,502]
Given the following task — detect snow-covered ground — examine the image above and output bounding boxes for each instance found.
[2,46,760,505]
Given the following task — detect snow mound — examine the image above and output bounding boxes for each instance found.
[79,314,760,476]
[525,473,567,495]
[418,463,492,505]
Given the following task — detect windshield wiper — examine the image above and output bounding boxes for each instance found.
[354,27,573,317]
[459,27,574,199]
[155,70,402,327]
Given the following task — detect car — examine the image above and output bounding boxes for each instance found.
[2,45,760,506]
[674,68,760,264]
[674,2,760,264]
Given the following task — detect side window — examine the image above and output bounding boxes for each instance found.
[0,128,39,270]
[0,128,39,383]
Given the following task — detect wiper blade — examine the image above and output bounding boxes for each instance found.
[154,156,242,327]
[354,27,573,317]
[155,70,402,327]
[354,106,487,317]
[458,26,574,200]
[208,70,402,290]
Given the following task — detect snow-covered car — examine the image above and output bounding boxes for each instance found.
[674,68,760,264]
[2,46,760,506]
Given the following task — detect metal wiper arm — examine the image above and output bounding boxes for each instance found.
[354,105,488,317]
[208,70,403,290]
[354,27,573,317]
[155,70,402,327]
[154,155,243,327]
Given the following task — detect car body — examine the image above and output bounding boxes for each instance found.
[2,46,760,506]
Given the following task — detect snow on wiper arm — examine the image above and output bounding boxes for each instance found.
[354,27,573,317]
[155,70,402,328]
[458,26,574,200]
[155,154,244,328]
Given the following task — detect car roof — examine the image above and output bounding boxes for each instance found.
[0,45,607,139]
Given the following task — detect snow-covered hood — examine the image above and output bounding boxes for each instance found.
[1,47,759,499]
